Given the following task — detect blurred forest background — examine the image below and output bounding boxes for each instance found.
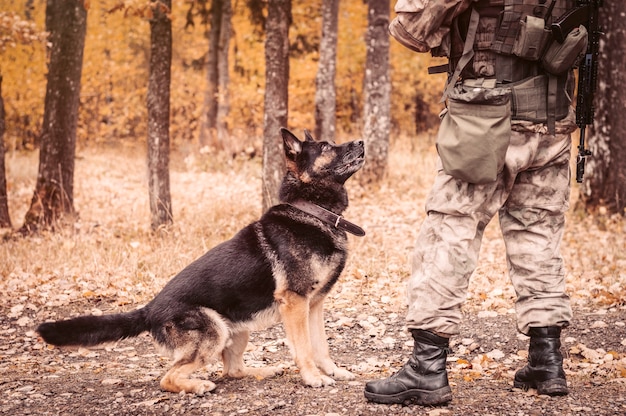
[0,0,443,153]
[2,0,625,231]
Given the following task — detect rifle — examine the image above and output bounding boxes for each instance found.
[551,1,603,183]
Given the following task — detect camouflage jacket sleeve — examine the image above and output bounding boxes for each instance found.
[391,0,474,53]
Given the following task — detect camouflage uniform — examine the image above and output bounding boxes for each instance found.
[364,1,578,405]
[406,110,577,336]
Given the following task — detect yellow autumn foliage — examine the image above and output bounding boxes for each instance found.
[1,0,444,151]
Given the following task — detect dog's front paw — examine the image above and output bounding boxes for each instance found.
[318,361,356,381]
[330,367,355,381]
[260,365,286,378]
[302,372,336,388]
[224,365,285,379]
[246,365,285,379]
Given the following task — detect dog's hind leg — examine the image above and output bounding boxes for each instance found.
[309,297,355,381]
[157,308,228,395]
[160,358,216,394]
[277,290,335,387]
[222,329,283,379]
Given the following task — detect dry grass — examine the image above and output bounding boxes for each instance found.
[1,136,625,318]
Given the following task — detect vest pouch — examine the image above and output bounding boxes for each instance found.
[542,25,588,74]
[491,10,522,55]
[436,84,512,184]
[512,15,551,61]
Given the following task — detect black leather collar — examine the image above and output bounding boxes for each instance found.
[288,200,365,237]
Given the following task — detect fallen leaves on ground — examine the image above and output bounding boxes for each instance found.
[0,145,625,415]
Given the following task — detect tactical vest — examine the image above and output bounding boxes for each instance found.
[435,0,578,129]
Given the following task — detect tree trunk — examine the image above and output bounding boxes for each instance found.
[359,0,390,186]
[216,0,232,147]
[262,0,291,211]
[581,2,626,216]
[0,76,10,228]
[314,0,339,142]
[147,0,173,231]
[199,0,222,149]
[20,0,87,233]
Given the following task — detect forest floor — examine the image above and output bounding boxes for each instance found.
[1,142,625,415]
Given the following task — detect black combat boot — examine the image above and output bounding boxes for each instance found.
[364,329,452,405]
[514,326,568,396]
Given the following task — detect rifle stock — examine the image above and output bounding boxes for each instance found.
[552,1,602,183]
[551,5,589,43]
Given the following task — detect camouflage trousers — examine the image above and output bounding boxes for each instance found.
[406,110,577,336]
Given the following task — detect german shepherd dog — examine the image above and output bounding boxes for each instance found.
[37,128,365,395]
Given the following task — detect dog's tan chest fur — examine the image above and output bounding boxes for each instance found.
[36,128,364,395]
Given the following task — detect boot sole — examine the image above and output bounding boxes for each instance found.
[364,386,453,406]
[514,378,568,396]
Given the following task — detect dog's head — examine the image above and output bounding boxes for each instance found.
[281,128,365,185]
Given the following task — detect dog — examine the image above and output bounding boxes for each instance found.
[37,128,365,395]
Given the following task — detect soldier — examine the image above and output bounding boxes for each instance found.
[365,0,587,406]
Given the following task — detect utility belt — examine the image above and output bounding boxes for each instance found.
[435,68,577,184]
[434,69,575,185]
[450,72,574,124]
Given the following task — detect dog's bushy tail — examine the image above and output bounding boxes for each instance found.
[37,308,148,347]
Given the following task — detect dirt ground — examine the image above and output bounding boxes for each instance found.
[1,147,625,415]
[1,299,625,416]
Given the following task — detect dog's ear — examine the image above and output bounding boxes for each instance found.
[304,129,315,142]
[281,128,302,162]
